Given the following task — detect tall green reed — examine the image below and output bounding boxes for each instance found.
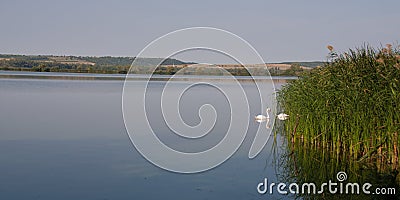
[278,46,400,172]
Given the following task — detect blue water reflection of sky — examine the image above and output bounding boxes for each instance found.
[0,78,289,199]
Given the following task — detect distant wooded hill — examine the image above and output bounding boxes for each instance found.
[0,54,187,67]
[0,54,324,76]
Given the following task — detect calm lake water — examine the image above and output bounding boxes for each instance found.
[0,71,290,199]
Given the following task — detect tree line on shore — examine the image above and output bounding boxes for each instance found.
[0,54,316,76]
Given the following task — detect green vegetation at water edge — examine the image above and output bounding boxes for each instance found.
[278,45,400,173]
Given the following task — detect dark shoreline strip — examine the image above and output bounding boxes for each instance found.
[0,74,294,83]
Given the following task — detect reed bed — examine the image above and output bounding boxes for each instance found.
[278,46,400,171]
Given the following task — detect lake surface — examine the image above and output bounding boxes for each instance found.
[0,71,290,199]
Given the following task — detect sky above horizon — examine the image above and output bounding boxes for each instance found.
[0,0,399,63]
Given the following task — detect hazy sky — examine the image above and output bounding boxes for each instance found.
[0,0,399,62]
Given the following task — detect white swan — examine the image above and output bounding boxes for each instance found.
[255,108,271,121]
[277,113,289,121]
[255,114,267,121]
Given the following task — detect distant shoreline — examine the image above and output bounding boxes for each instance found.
[0,54,324,76]
[0,70,297,82]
